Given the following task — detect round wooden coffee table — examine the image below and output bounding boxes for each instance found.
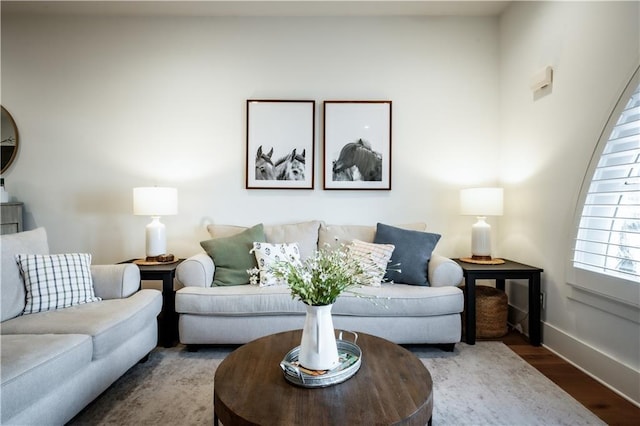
[214,330,433,425]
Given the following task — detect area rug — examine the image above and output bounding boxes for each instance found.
[68,342,604,425]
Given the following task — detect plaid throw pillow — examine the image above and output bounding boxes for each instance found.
[15,253,101,314]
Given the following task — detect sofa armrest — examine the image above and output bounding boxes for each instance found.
[428,254,463,287]
[176,253,214,288]
[91,264,141,299]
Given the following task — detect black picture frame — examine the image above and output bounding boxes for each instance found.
[246,99,315,189]
[323,100,391,190]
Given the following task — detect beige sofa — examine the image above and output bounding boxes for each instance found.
[0,228,162,425]
[175,221,464,348]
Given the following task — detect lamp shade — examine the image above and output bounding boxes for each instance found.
[460,188,503,217]
[133,187,178,216]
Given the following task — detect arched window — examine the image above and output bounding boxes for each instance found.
[568,66,639,313]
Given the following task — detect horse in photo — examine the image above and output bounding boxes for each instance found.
[255,145,276,180]
[332,163,362,181]
[276,148,306,181]
[332,139,382,181]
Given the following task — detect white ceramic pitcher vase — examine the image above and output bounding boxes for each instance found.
[298,303,339,370]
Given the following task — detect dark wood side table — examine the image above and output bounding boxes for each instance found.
[0,201,23,234]
[120,259,184,348]
[214,330,433,426]
[453,258,543,346]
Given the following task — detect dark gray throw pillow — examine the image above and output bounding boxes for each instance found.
[200,223,266,286]
[373,223,441,286]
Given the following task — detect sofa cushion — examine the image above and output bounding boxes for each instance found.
[251,242,301,287]
[208,221,320,261]
[318,222,427,250]
[206,224,248,239]
[0,289,162,360]
[176,285,304,315]
[175,284,462,317]
[374,223,441,286]
[333,284,463,316]
[319,223,376,249]
[0,334,92,422]
[348,240,395,287]
[264,221,320,260]
[201,224,266,286]
[16,253,101,314]
[1,228,49,322]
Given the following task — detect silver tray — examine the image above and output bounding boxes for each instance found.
[280,331,362,388]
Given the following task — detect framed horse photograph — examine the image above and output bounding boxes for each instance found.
[246,99,315,189]
[323,100,392,190]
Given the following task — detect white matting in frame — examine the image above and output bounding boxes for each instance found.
[323,101,391,190]
[246,99,315,189]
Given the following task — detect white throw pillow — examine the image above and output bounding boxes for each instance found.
[15,253,101,314]
[251,242,301,287]
[348,239,395,287]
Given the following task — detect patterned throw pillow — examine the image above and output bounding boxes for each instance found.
[250,242,301,287]
[15,253,101,314]
[348,239,395,287]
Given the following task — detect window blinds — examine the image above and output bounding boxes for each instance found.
[573,83,640,282]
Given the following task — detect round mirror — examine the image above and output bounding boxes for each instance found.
[1,106,19,174]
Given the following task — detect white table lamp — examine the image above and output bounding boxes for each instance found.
[133,187,178,259]
[460,187,503,261]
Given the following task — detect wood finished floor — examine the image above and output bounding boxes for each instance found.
[499,330,640,426]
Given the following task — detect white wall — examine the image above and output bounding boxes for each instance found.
[1,14,499,263]
[499,1,640,403]
[4,1,638,404]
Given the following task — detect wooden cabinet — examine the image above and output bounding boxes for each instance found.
[1,202,23,234]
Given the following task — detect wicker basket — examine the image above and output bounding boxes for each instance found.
[460,285,508,338]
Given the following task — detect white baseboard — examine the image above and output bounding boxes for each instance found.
[542,322,639,407]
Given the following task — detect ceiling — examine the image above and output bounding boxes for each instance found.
[2,1,512,17]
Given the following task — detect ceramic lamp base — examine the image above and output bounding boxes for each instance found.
[471,216,492,258]
[145,216,166,257]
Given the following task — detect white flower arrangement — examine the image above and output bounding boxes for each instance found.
[267,245,386,306]
[246,267,261,286]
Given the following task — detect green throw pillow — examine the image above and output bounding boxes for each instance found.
[200,223,266,286]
